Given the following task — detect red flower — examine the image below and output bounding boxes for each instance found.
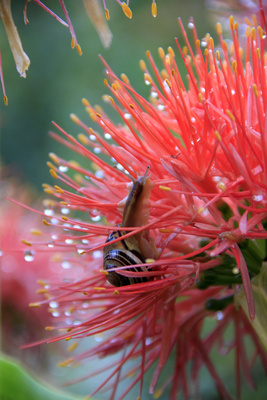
[22,11,267,399]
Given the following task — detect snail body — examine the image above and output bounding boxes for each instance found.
[104,167,155,287]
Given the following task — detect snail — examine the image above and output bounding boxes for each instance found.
[104,166,156,287]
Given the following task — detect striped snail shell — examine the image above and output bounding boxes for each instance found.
[104,166,152,287]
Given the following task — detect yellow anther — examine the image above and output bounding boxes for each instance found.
[256,48,260,60]
[234,22,238,30]
[252,14,258,27]
[100,269,109,275]
[45,326,54,331]
[49,153,60,164]
[158,47,165,59]
[245,26,251,37]
[232,60,237,72]
[76,44,82,56]
[121,2,132,18]
[252,84,259,98]
[195,39,200,47]
[47,161,56,170]
[54,185,64,193]
[198,93,203,103]
[182,46,188,55]
[145,258,155,263]
[204,48,208,57]
[214,130,221,141]
[251,27,256,41]
[29,302,41,308]
[229,16,234,30]
[37,279,47,286]
[82,98,90,107]
[198,206,206,214]
[139,59,146,71]
[61,216,68,221]
[120,73,128,84]
[58,358,73,367]
[216,50,220,61]
[245,17,252,27]
[144,73,153,84]
[42,219,50,226]
[226,109,235,121]
[105,8,110,20]
[68,342,78,352]
[159,228,172,233]
[168,46,175,57]
[71,37,75,49]
[152,1,157,17]
[43,199,56,208]
[60,201,68,206]
[165,79,171,89]
[216,22,222,35]
[159,185,171,191]
[93,287,106,291]
[49,169,58,179]
[21,239,32,246]
[78,133,89,145]
[30,228,42,236]
[146,50,151,58]
[70,113,80,124]
[258,26,264,39]
[113,290,119,295]
[210,37,214,49]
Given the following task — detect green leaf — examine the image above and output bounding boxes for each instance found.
[0,354,85,400]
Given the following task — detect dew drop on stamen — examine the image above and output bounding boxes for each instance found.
[73,319,82,326]
[48,243,54,248]
[104,133,112,139]
[95,170,104,179]
[49,301,59,309]
[201,39,207,47]
[62,261,71,269]
[151,90,158,98]
[116,163,124,171]
[61,208,70,215]
[191,117,196,123]
[94,147,102,154]
[65,239,73,245]
[44,209,54,216]
[59,165,68,172]
[216,311,224,320]
[77,249,84,255]
[188,21,194,29]
[51,234,58,240]
[52,311,60,317]
[82,239,89,244]
[111,157,116,162]
[51,218,59,225]
[124,112,132,120]
[252,193,263,202]
[91,215,101,222]
[24,249,35,262]
[93,250,102,259]
[65,310,72,316]
[0,250,3,257]
[89,134,96,141]
[73,224,81,229]
[158,104,165,111]
[231,89,236,95]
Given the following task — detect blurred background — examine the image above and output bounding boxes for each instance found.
[1,1,266,399]
[1,0,215,192]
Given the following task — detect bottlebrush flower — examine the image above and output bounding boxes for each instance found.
[21,11,267,400]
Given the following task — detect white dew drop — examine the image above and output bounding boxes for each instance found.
[49,301,59,308]
[61,208,70,215]
[44,209,54,216]
[65,239,73,245]
[188,21,194,29]
[59,165,68,172]
[24,250,35,262]
[62,261,71,269]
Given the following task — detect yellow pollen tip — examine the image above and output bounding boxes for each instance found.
[159,228,172,233]
[153,388,163,399]
[61,216,68,221]
[139,59,146,71]
[100,269,109,275]
[251,27,256,40]
[216,50,220,61]
[218,181,226,191]
[198,93,203,103]
[78,133,89,145]
[198,206,206,214]
[67,342,78,352]
[21,239,32,246]
[121,73,129,84]
[152,2,157,17]
[76,44,82,56]
[158,47,165,58]
[168,46,175,57]
[234,22,238,30]
[252,14,258,27]
[4,95,8,106]
[113,290,119,295]
[165,79,171,89]
[216,22,222,35]
[83,292,88,295]
[144,73,153,85]
[256,48,260,60]
[204,48,208,57]
[79,251,86,255]
[71,38,75,49]
[145,258,155,263]
[232,60,237,72]
[47,161,56,170]
[103,78,108,87]
[45,326,54,331]
[245,17,252,27]
[146,50,151,58]
[226,109,235,121]
[258,26,264,39]
[82,98,90,107]
[30,228,42,236]
[43,188,54,194]
[60,201,68,206]
[42,219,50,226]
[49,152,60,164]
[252,84,259,97]
[159,185,171,191]
[49,169,58,179]
[54,185,64,193]
[229,16,234,30]
[29,302,41,308]
[182,46,188,55]
[105,8,110,20]
[70,113,80,124]
[245,26,251,37]
[36,288,48,294]
[214,130,221,141]
[93,287,106,291]
[58,358,73,367]
[195,39,200,47]
[37,279,47,286]
[122,2,132,19]
[210,37,214,49]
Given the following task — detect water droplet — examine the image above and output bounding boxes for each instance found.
[116,163,124,171]
[65,310,72,316]
[151,90,158,98]
[89,134,96,141]
[252,193,263,202]
[94,334,103,342]
[216,311,224,320]
[191,117,196,123]
[93,250,102,259]
[82,302,89,309]
[111,157,116,162]
[62,261,71,269]
[157,104,165,111]
[163,80,171,92]
[94,147,102,154]
[52,311,60,317]
[51,218,59,225]
[77,249,84,255]
[65,239,73,245]
[49,301,59,308]
[24,250,35,262]
[201,39,207,47]
[51,234,58,240]
[61,208,70,215]
[59,165,68,172]
[48,243,54,248]
[91,215,101,222]
[124,113,131,120]
[145,337,152,345]
[95,170,104,179]
[104,133,112,139]
[231,89,236,95]
[144,78,151,86]
[82,239,89,245]
[44,209,54,216]
[188,22,194,29]
[73,319,81,326]
[0,250,3,257]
